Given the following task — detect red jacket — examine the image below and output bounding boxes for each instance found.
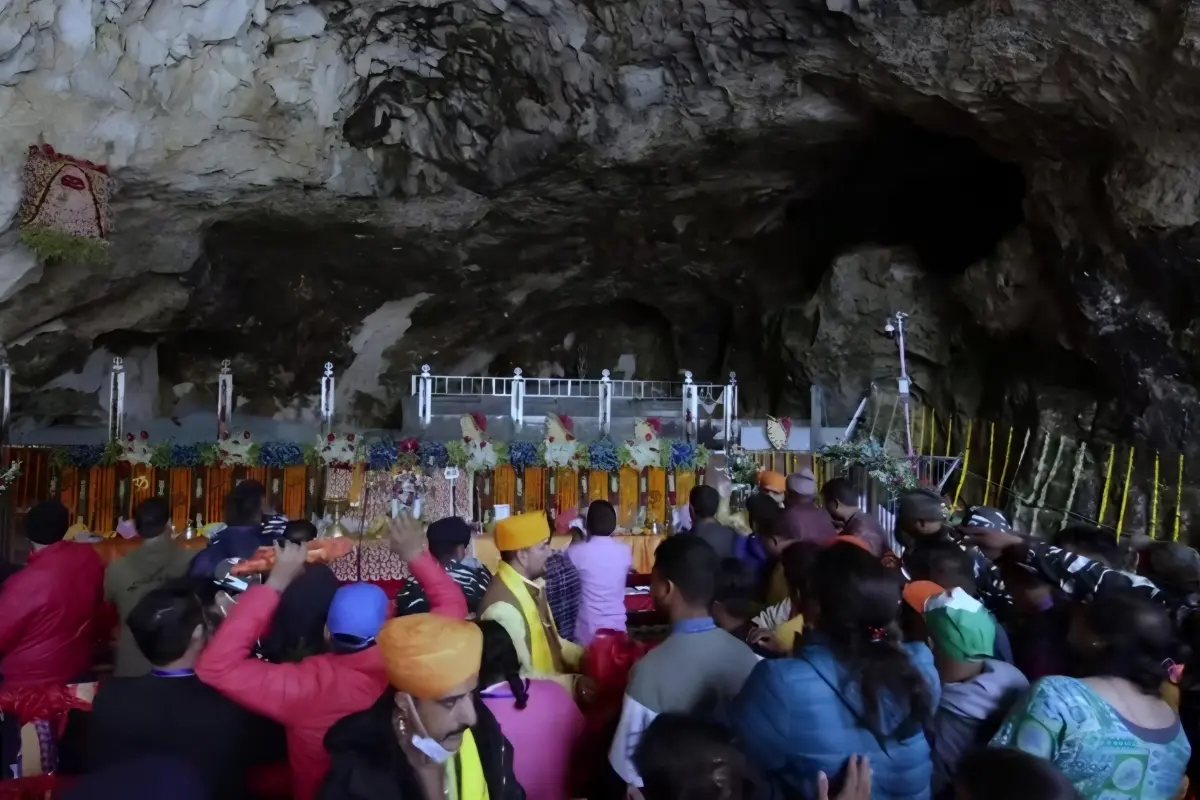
[0,541,104,688]
[195,551,467,800]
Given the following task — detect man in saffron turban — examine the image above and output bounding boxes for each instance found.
[478,512,585,697]
[319,614,522,800]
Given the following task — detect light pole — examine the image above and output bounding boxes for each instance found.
[884,312,914,458]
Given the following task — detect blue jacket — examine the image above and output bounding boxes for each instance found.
[188,524,276,580]
[731,635,940,800]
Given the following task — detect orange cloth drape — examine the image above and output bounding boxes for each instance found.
[618,467,639,528]
[588,470,609,504]
[494,465,516,510]
[523,467,546,513]
[674,470,696,507]
[130,464,155,515]
[646,467,667,524]
[556,469,578,515]
[242,467,267,487]
[281,466,308,519]
[169,468,192,533]
[58,467,78,517]
[205,468,233,526]
[87,466,116,533]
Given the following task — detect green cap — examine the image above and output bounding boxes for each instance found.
[923,587,995,661]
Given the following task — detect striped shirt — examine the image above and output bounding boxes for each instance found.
[544,552,582,641]
[395,558,492,617]
[263,514,288,539]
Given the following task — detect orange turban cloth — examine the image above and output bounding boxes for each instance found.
[377,614,483,699]
[494,511,550,552]
[757,471,786,493]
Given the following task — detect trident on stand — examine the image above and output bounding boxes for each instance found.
[108,357,125,442]
[217,359,233,439]
[320,362,336,435]
[884,312,915,458]
[0,348,10,449]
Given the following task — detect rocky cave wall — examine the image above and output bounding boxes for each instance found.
[1,0,1199,492]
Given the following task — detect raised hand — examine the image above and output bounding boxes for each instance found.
[387,511,427,562]
[264,541,307,592]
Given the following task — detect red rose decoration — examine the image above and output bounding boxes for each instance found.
[347,433,355,442]
[222,432,230,440]
[243,431,250,440]
[463,436,471,443]
[126,433,134,441]
[479,441,486,449]
[549,436,555,443]
[220,450,229,457]
[644,433,652,441]
[140,431,149,440]
[327,434,335,442]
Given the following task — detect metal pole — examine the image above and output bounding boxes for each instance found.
[599,369,611,436]
[682,370,695,443]
[511,368,525,434]
[0,348,10,447]
[893,312,915,458]
[728,372,740,446]
[419,364,432,429]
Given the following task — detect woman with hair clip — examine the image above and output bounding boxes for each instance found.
[477,620,584,800]
[991,589,1191,799]
[731,541,939,799]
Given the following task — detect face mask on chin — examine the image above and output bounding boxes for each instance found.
[410,734,457,764]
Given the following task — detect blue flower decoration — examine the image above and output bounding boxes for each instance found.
[171,444,202,467]
[368,440,399,471]
[508,441,539,470]
[69,444,105,467]
[258,441,304,467]
[419,440,449,469]
[669,441,696,470]
[587,438,620,472]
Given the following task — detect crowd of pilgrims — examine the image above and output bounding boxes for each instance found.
[0,468,1198,800]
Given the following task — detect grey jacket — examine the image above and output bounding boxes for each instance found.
[928,659,1029,798]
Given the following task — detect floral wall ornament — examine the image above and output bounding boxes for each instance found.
[544,414,582,468]
[459,413,498,470]
[765,416,792,450]
[318,432,360,468]
[202,429,256,467]
[19,144,117,263]
[624,417,662,470]
[120,431,154,465]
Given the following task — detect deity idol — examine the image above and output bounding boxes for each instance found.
[544,413,582,468]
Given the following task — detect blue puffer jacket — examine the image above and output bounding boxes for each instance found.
[731,634,940,800]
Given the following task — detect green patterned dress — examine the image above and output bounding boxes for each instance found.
[990,676,1190,799]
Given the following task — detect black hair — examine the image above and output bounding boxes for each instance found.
[1054,524,1121,568]
[780,541,821,599]
[26,500,70,546]
[821,476,858,508]
[653,534,719,608]
[283,519,318,545]
[804,541,934,737]
[745,493,781,536]
[689,485,720,520]
[127,579,206,666]
[956,748,1081,800]
[904,538,977,595]
[427,517,472,562]
[476,620,528,710]
[134,498,171,539]
[1079,588,1181,694]
[633,713,757,800]
[225,480,265,526]
[586,501,617,537]
[714,558,759,604]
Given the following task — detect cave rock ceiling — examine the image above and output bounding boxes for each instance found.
[0,0,1198,448]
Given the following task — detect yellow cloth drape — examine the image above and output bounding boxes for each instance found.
[556,468,578,514]
[59,467,78,516]
[447,728,489,800]
[348,463,366,505]
[169,467,192,533]
[205,467,233,527]
[129,464,155,516]
[524,467,546,512]
[674,470,696,507]
[588,470,609,504]
[88,465,116,533]
[618,467,639,528]
[624,534,664,574]
[494,465,516,509]
[647,467,666,523]
[495,562,554,672]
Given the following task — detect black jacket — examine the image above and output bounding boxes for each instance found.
[318,692,524,800]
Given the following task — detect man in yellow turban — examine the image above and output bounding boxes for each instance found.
[321,614,522,800]
[478,511,584,696]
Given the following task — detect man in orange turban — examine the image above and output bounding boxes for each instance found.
[478,512,584,697]
[321,614,522,800]
[757,470,786,505]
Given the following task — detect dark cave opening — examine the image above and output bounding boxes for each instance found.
[787,118,1027,280]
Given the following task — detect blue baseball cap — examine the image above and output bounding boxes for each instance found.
[327,583,390,651]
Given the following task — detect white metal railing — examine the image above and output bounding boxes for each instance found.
[411,365,737,443]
